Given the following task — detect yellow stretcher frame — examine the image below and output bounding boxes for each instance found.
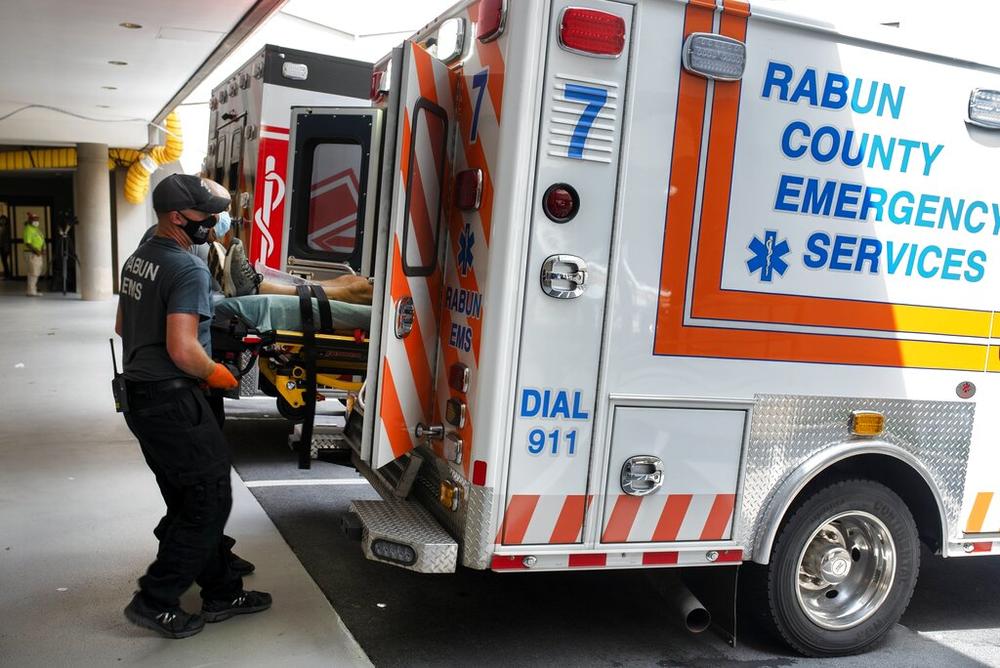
[258,329,369,411]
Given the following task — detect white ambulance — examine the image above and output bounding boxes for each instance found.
[275,0,1000,656]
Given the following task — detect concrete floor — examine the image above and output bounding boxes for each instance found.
[0,283,370,667]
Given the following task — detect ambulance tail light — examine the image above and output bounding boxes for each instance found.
[559,8,626,57]
[370,539,417,566]
[968,89,1000,129]
[682,33,746,81]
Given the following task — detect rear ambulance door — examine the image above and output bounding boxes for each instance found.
[283,107,384,277]
[502,0,634,546]
[369,42,455,469]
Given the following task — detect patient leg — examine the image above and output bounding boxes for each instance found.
[258,274,373,305]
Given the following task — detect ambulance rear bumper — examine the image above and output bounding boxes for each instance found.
[350,496,458,573]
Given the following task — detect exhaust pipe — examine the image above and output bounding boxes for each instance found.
[649,574,712,633]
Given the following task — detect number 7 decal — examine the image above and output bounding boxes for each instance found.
[564,83,608,159]
[470,68,489,143]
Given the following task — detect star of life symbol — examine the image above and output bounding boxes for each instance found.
[457,223,475,277]
[746,230,790,282]
[254,154,285,261]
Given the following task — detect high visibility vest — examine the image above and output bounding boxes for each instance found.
[23,224,44,253]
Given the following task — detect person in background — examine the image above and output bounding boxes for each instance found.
[23,213,45,296]
[0,214,12,279]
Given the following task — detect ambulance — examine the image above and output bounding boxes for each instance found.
[270,0,1000,656]
[206,44,371,275]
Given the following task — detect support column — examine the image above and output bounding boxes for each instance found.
[75,143,113,300]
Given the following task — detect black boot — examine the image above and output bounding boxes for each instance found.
[124,592,205,639]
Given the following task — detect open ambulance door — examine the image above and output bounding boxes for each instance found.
[283,106,384,278]
[364,42,456,472]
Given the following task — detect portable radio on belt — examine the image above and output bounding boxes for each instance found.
[110,338,129,414]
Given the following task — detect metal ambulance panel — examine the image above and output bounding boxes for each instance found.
[600,405,747,544]
[501,0,634,546]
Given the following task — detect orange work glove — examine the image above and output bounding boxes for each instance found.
[204,362,239,390]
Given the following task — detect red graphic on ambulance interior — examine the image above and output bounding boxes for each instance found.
[308,168,360,254]
[305,143,361,257]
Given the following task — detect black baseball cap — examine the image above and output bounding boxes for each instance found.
[152,174,230,214]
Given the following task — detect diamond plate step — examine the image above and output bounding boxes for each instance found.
[350,497,458,573]
[288,420,351,458]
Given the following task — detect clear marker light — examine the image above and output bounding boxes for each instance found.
[968,89,1000,128]
[682,33,746,81]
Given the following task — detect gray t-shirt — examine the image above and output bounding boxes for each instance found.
[120,236,212,382]
[140,225,223,297]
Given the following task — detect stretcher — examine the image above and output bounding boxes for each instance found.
[211,288,371,466]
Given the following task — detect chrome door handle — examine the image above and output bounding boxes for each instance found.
[621,455,664,496]
[540,255,588,299]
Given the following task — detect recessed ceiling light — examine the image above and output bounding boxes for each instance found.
[119,22,142,29]
[108,60,128,66]
[101,86,117,90]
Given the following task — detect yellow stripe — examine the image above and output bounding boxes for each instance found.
[966,492,994,533]
[896,340,987,371]
[890,305,992,338]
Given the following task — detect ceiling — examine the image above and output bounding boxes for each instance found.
[0,0,282,149]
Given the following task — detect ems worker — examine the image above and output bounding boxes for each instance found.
[23,212,45,296]
[115,174,271,639]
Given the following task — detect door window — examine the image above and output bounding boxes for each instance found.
[402,100,448,276]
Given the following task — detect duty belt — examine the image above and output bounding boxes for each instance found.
[126,377,198,399]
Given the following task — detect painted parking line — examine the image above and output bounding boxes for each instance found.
[244,478,372,488]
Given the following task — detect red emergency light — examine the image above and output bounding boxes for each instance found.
[454,168,483,210]
[559,8,626,57]
[477,0,506,43]
[543,183,579,223]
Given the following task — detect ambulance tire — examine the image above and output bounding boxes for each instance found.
[752,479,919,657]
[276,395,307,423]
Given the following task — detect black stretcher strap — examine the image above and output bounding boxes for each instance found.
[295,284,317,469]
[311,285,334,333]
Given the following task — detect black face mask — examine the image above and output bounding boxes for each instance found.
[177,212,217,245]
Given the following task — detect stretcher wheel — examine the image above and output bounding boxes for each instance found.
[276,395,307,423]
[746,479,919,657]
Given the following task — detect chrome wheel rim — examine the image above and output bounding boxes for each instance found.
[795,511,896,630]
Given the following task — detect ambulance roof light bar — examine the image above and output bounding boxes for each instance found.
[682,32,746,81]
[558,7,626,58]
[968,89,1000,129]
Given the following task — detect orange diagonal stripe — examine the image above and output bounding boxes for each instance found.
[379,359,412,459]
[966,492,994,533]
[503,494,540,545]
[652,494,693,542]
[549,495,588,544]
[603,495,643,543]
[700,494,736,540]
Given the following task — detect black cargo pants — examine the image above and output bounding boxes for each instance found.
[124,385,242,610]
